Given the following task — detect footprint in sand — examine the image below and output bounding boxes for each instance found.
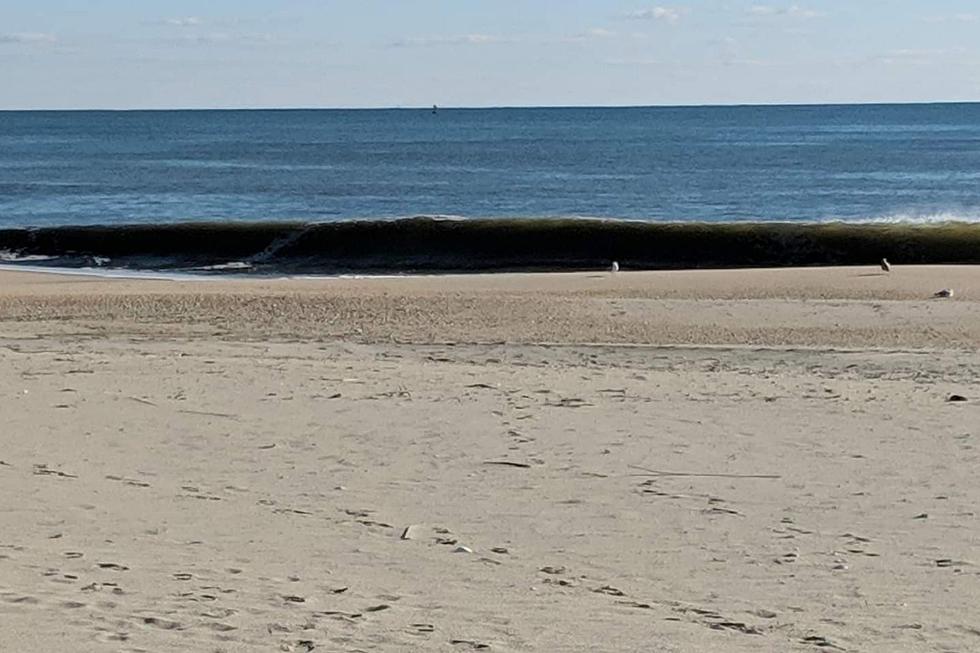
[97,562,130,571]
[105,474,151,488]
[201,621,237,632]
[141,616,184,630]
[93,630,131,644]
[3,595,41,605]
[450,639,491,650]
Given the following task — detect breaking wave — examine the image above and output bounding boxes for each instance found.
[1,217,979,274]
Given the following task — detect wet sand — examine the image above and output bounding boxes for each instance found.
[1,266,978,652]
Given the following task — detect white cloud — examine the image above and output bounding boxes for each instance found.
[626,7,682,24]
[390,34,510,48]
[165,17,204,27]
[748,5,821,19]
[0,32,57,44]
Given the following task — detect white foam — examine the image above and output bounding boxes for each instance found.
[0,263,411,282]
[0,250,57,263]
[0,263,217,281]
[190,261,253,271]
[816,212,980,225]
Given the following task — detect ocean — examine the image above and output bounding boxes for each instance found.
[2,104,980,273]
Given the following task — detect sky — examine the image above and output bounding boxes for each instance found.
[2,1,980,109]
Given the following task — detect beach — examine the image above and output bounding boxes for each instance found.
[1,265,978,652]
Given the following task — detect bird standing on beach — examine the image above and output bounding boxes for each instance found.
[880,258,891,272]
[610,261,620,274]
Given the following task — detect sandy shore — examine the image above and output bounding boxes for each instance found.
[1,266,978,652]
[2,265,980,348]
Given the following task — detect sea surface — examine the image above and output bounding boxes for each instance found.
[2,104,980,272]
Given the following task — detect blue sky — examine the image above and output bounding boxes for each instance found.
[2,1,979,108]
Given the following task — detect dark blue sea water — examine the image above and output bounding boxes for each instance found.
[2,104,980,227]
[2,104,980,272]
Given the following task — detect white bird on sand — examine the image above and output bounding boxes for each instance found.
[610,261,620,274]
[880,258,891,272]
[934,288,954,298]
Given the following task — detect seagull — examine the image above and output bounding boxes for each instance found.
[934,288,954,298]
[610,261,620,274]
[880,258,891,272]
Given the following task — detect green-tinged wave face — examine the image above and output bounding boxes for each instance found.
[1,218,980,274]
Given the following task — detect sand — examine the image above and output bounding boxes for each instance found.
[1,265,978,652]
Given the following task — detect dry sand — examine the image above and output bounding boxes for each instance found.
[1,266,978,652]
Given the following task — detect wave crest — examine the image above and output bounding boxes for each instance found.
[2,217,980,274]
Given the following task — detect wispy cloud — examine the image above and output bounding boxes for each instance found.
[389,34,511,48]
[625,7,683,24]
[164,17,204,27]
[561,27,618,43]
[748,5,822,19]
[0,32,57,44]
[886,48,954,56]
[604,57,663,66]
[166,31,277,47]
[875,47,965,65]
[923,13,979,24]
[582,27,616,38]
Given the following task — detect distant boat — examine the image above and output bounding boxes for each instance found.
[432,104,438,114]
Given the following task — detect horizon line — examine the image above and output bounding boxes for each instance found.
[3,100,980,112]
